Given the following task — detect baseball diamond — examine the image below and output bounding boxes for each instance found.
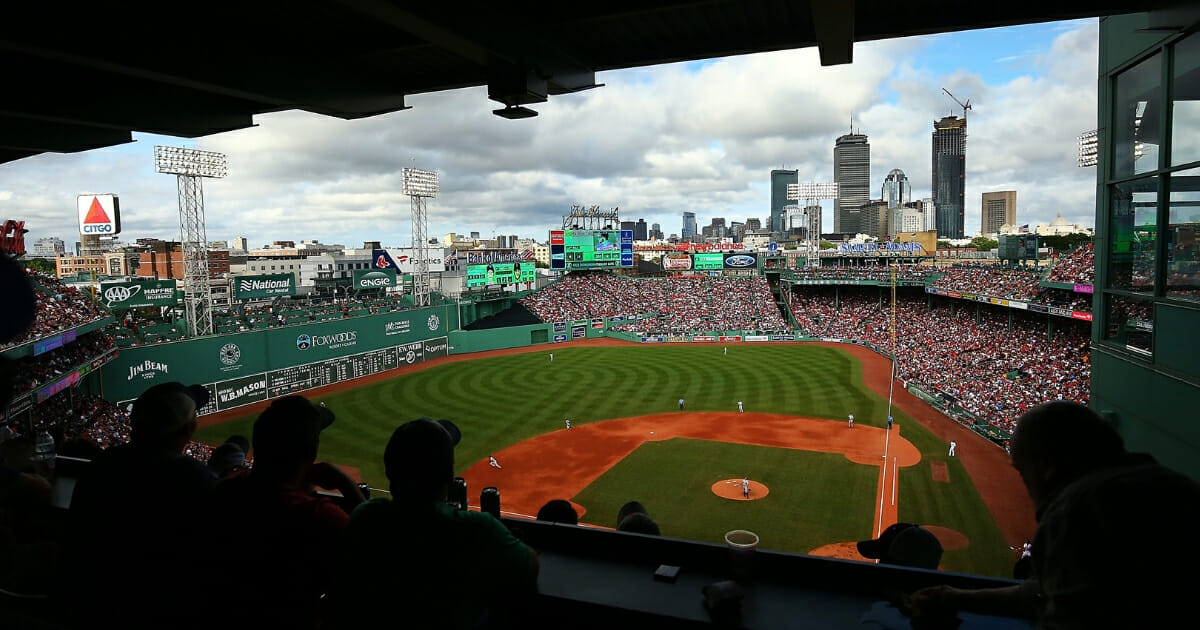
[196,339,1033,578]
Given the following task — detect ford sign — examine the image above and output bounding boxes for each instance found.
[725,255,756,268]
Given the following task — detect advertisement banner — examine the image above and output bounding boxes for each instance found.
[745,335,769,342]
[233,274,295,300]
[214,374,268,411]
[33,330,78,356]
[99,279,179,310]
[1048,306,1073,318]
[1071,311,1093,321]
[353,268,397,289]
[692,335,716,342]
[1009,301,1028,310]
[572,325,586,339]
[661,253,692,271]
[591,318,605,329]
[718,335,742,342]
[667,336,688,343]
[640,336,665,343]
[553,334,568,343]
[693,253,724,270]
[722,253,758,269]
[552,322,567,333]
[1027,303,1049,314]
[770,334,796,341]
[4,392,33,420]
[1074,284,1094,294]
[422,337,449,360]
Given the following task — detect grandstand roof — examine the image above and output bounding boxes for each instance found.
[2,1,1191,165]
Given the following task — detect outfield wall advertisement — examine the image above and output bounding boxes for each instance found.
[101,306,451,415]
[233,274,296,300]
[99,279,179,310]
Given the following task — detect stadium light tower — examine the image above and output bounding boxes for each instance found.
[402,167,438,307]
[788,182,838,268]
[154,145,227,337]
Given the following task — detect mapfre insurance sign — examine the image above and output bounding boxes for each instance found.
[77,194,121,235]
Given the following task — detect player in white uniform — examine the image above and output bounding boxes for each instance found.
[678,397,685,410]
[848,413,855,428]
[488,455,502,469]
[948,440,957,457]
[565,418,572,431]
[549,352,554,362]
[724,346,728,356]
[737,401,744,413]
[741,477,750,499]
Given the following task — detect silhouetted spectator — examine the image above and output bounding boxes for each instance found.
[909,401,1200,628]
[208,434,250,479]
[60,381,216,629]
[536,499,578,524]
[857,523,943,570]
[328,418,538,630]
[616,501,661,535]
[204,396,363,629]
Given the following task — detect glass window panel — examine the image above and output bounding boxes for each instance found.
[1108,177,1158,292]
[1171,33,1200,166]
[1104,293,1154,355]
[1114,53,1161,177]
[1167,166,1200,300]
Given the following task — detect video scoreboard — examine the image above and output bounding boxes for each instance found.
[550,229,634,270]
[465,261,536,287]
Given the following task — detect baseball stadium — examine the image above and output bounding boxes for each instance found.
[3,5,1200,630]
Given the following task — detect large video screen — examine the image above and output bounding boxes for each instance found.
[550,229,633,270]
[465,262,536,287]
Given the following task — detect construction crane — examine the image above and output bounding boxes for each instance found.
[942,88,972,120]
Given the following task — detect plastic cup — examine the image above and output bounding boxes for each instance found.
[725,529,759,581]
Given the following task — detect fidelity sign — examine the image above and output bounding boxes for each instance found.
[77,194,121,235]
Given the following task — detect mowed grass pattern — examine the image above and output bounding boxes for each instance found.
[195,343,1014,576]
[572,438,879,553]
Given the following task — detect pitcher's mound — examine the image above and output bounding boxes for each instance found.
[712,479,769,501]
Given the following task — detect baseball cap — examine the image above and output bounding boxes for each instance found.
[130,381,211,437]
[383,418,461,489]
[857,523,943,570]
[252,396,335,461]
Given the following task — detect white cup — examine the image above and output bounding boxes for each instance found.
[725,529,759,581]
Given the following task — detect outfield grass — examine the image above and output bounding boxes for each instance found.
[571,438,879,553]
[194,343,1013,576]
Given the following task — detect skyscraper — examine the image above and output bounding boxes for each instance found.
[882,169,911,208]
[681,212,698,241]
[770,169,798,233]
[834,132,870,233]
[981,191,1017,235]
[650,222,662,240]
[932,116,967,239]
[634,219,648,241]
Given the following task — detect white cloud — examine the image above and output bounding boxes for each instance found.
[0,20,1101,247]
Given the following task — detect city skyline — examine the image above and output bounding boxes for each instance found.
[1,19,1101,249]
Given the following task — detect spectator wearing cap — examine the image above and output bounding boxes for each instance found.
[856,523,943,570]
[207,434,250,480]
[909,401,1200,628]
[616,500,661,535]
[536,499,579,524]
[328,418,538,630]
[203,396,363,630]
[60,381,216,629]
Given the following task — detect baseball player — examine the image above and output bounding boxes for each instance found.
[848,413,855,428]
[948,440,957,457]
[565,418,572,431]
[549,352,554,362]
[741,477,750,499]
[678,397,685,411]
[488,455,502,469]
[724,346,728,356]
[737,401,744,413]
[887,415,894,430]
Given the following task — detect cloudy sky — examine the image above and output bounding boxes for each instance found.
[1,18,1100,250]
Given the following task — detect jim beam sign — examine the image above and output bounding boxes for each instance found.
[233,273,295,300]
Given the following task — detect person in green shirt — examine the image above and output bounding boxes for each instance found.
[328,418,538,629]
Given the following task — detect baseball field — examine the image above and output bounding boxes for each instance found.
[195,340,1033,578]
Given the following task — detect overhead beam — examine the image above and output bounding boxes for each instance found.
[0,116,132,153]
[811,0,855,66]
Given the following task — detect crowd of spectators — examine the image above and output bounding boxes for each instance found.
[11,332,115,395]
[1,269,109,350]
[1045,243,1094,285]
[791,287,1090,433]
[928,264,1043,301]
[790,264,934,282]
[520,272,788,333]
